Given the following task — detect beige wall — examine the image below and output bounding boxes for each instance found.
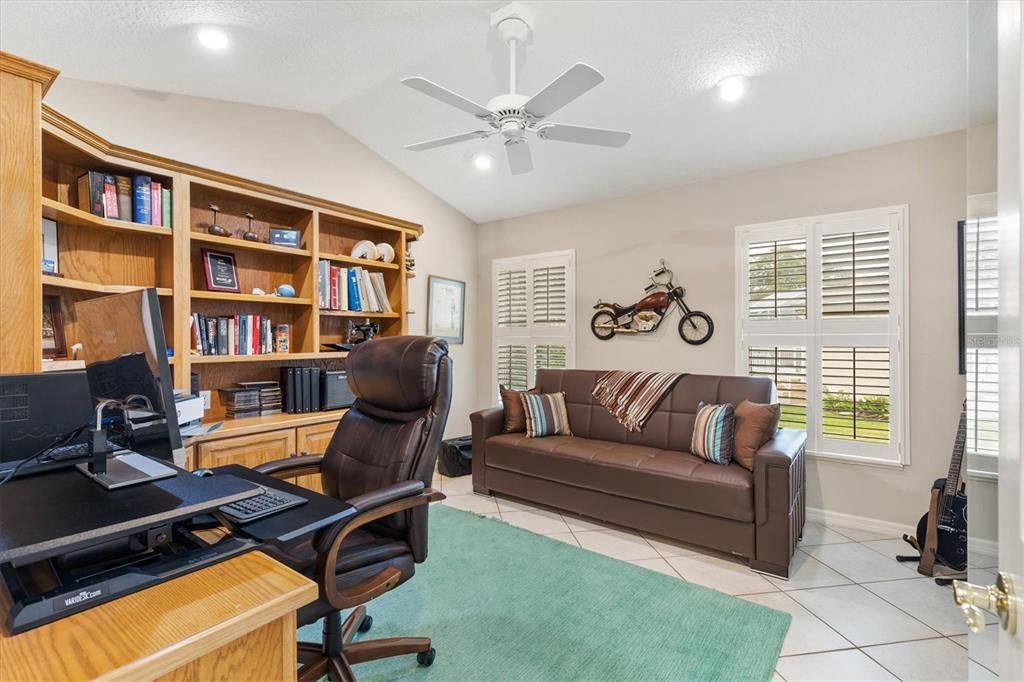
[45,78,479,437]
[477,131,967,527]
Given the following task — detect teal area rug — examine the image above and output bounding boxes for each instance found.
[298,504,790,681]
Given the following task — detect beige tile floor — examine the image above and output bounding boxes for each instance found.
[432,471,1000,681]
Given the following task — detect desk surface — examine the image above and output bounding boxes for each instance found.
[0,551,316,682]
[0,467,258,565]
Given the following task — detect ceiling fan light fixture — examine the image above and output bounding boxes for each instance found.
[472,152,495,171]
[716,75,749,102]
[197,27,229,51]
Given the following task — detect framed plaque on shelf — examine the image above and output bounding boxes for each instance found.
[201,248,240,293]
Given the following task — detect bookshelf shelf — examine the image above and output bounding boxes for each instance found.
[191,231,312,257]
[42,197,173,238]
[318,251,400,270]
[191,290,313,306]
[190,351,347,365]
[43,275,172,297]
[319,310,401,319]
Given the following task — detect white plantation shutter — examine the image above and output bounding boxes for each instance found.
[821,230,890,317]
[747,346,808,429]
[496,344,529,392]
[738,206,905,466]
[964,217,999,461]
[535,344,568,371]
[533,265,568,324]
[493,251,575,403]
[965,217,999,313]
[496,269,528,327]
[747,238,807,320]
[820,347,891,444]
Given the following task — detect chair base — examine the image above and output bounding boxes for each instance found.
[297,607,435,682]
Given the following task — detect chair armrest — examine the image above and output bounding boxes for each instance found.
[470,407,505,493]
[313,486,445,610]
[252,454,324,479]
[752,428,807,577]
[346,480,425,514]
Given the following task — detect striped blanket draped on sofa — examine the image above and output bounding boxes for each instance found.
[591,371,685,433]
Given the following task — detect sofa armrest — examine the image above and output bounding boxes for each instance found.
[752,428,806,578]
[470,407,505,494]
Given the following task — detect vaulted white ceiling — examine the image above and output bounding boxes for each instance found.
[1,1,969,223]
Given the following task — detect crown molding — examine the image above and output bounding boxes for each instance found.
[0,52,59,95]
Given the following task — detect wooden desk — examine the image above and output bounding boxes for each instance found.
[0,551,315,681]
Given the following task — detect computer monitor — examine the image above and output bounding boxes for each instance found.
[75,289,184,466]
[0,371,94,473]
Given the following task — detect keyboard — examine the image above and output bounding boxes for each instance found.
[218,486,307,523]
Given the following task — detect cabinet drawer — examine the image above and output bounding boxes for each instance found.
[195,429,297,470]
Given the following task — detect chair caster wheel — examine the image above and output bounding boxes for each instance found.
[417,648,436,667]
[357,615,373,633]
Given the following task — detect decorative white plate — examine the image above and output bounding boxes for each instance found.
[351,240,378,260]
[376,242,396,263]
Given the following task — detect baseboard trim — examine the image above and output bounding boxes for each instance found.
[807,507,1000,558]
[806,507,909,538]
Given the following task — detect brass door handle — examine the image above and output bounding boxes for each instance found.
[953,572,1017,634]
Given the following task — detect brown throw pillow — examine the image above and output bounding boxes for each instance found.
[500,385,540,433]
[733,400,781,471]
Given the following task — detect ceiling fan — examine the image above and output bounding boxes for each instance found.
[401,3,631,175]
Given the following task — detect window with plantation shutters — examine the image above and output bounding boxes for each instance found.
[738,206,906,466]
[747,346,807,428]
[493,251,575,403]
[747,238,807,320]
[963,217,999,461]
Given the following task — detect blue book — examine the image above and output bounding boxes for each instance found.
[132,176,152,224]
[347,268,362,311]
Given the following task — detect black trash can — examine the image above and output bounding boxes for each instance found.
[438,435,472,477]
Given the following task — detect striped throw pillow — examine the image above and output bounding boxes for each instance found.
[521,392,573,438]
[691,402,736,465]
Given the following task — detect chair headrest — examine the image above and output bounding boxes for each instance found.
[346,336,449,413]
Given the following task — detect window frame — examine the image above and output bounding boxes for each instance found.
[492,249,576,403]
[735,205,909,468]
[962,215,999,476]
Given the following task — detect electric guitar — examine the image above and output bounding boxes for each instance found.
[901,402,968,576]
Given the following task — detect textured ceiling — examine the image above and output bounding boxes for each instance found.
[1,1,969,223]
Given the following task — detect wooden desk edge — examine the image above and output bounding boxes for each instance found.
[1,552,316,682]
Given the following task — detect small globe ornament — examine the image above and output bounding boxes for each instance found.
[276,284,296,298]
[207,204,227,237]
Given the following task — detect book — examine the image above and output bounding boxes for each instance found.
[161,187,171,228]
[370,272,393,313]
[318,260,330,308]
[217,316,228,355]
[116,176,133,221]
[355,268,370,311]
[274,324,290,353]
[77,171,105,217]
[151,181,162,226]
[339,267,349,310]
[102,174,119,219]
[227,316,236,356]
[191,314,204,355]
[347,268,362,312]
[41,217,58,274]
[133,176,152,224]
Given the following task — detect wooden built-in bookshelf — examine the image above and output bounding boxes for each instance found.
[0,51,421,429]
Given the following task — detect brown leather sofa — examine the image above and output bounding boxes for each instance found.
[471,369,806,578]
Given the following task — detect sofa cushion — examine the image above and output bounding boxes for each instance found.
[485,433,754,522]
[691,402,736,465]
[522,392,572,438]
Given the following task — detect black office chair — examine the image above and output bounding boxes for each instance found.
[255,336,451,682]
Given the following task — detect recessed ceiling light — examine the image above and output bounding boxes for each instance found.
[197,27,229,51]
[472,153,494,171]
[716,75,749,103]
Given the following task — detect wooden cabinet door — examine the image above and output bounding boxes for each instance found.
[293,421,340,494]
[195,429,296,471]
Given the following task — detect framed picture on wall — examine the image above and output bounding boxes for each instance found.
[427,275,465,344]
[42,295,67,359]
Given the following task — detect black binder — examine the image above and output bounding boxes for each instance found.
[281,367,296,413]
[309,368,321,412]
[300,368,311,413]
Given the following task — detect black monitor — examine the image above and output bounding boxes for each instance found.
[75,289,184,465]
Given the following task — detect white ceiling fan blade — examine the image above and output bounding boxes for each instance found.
[505,140,533,175]
[523,63,605,119]
[536,123,631,147]
[405,131,493,151]
[401,77,493,118]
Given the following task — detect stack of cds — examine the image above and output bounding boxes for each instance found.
[218,387,260,419]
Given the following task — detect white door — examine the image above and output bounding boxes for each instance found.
[964,1,1024,678]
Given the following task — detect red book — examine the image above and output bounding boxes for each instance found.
[329,266,339,309]
[253,315,260,354]
[151,181,162,226]
[102,175,119,219]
